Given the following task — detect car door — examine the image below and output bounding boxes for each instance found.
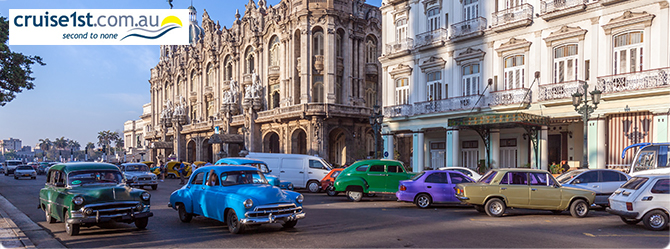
[308,159,330,182]
[647,178,669,211]
[41,171,57,218]
[424,172,448,202]
[385,164,408,193]
[203,170,223,222]
[280,158,305,188]
[528,172,562,209]
[572,171,600,194]
[187,172,206,216]
[597,170,629,205]
[366,164,386,192]
[499,172,530,207]
[447,172,473,203]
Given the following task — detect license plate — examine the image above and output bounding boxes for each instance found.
[610,200,624,211]
[23,174,30,177]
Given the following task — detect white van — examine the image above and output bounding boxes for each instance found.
[246,153,332,192]
[3,160,23,176]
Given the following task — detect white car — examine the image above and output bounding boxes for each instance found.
[14,165,37,180]
[438,167,482,181]
[557,169,630,207]
[607,174,669,231]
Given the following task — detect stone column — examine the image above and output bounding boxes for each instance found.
[412,132,424,172]
[490,129,500,169]
[447,129,460,167]
[326,28,336,103]
[301,29,310,103]
[540,126,549,171]
[597,119,606,169]
[384,134,394,160]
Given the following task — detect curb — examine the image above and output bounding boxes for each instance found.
[0,195,65,248]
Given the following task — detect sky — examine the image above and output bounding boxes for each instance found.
[0,0,383,149]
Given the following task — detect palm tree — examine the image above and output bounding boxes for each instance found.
[68,140,81,151]
[86,142,95,153]
[97,130,120,155]
[54,137,68,151]
[115,139,124,154]
[38,138,52,151]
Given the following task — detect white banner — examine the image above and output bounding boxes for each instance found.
[9,9,189,45]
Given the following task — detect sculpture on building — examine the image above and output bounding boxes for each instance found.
[229,79,238,103]
[244,85,252,99]
[173,96,187,125]
[251,71,262,98]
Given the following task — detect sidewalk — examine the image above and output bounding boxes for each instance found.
[0,195,65,248]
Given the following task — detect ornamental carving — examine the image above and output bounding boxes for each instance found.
[602,11,655,35]
[544,25,588,46]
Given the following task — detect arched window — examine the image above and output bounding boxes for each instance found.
[272,91,280,109]
[313,76,324,103]
[365,85,377,108]
[206,63,214,87]
[395,78,410,105]
[504,55,524,90]
[463,0,478,21]
[176,76,181,96]
[269,36,280,67]
[395,18,407,41]
[224,56,233,81]
[553,44,578,83]
[366,36,377,64]
[427,8,440,32]
[313,30,324,56]
[165,81,171,99]
[462,64,480,96]
[613,31,643,74]
[245,46,255,73]
[336,32,343,57]
[190,70,197,92]
[426,71,443,101]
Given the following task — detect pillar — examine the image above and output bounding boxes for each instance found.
[447,129,460,167]
[588,120,598,169]
[654,113,669,143]
[490,129,500,169]
[540,126,548,171]
[597,119,606,169]
[383,134,394,159]
[412,132,424,172]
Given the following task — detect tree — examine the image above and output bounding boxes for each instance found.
[54,137,68,151]
[68,140,80,151]
[85,142,95,154]
[0,16,46,106]
[97,130,120,155]
[38,138,52,151]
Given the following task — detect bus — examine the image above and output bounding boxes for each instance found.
[621,143,669,176]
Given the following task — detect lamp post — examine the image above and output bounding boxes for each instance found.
[572,82,602,169]
[369,105,383,159]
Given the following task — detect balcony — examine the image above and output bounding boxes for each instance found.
[365,63,378,75]
[597,67,670,99]
[601,0,627,5]
[539,0,587,21]
[450,17,487,42]
[413,95,485,116]
[256,103,371,122]
[243,73,253,84]
[385,38,413,58]
[491,4,534,32]
[268,65,280,79]
[414,28,448,50]
[383,104,413,118]
[231,114,245,126]
[489,88,532,107]
[538,80,585,103]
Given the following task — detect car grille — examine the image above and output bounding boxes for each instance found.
[246,203,302,218]
[138,176,152,181]
[80,201,141,217]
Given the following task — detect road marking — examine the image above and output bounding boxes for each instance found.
[583,233,669,238]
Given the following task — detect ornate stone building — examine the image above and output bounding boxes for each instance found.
[143,0,382,166]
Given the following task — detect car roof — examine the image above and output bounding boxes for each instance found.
[194,165,258,174]
[215,158,265,165]
[493,168,549,173]
[48,162,120,174]
[121,163,149,166]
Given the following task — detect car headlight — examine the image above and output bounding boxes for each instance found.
[244,199,253,209]
[151,175,157,180]
[132,176,138,182]
[73,196,84,206]
[296,194,304,204]
[141,192,150,201]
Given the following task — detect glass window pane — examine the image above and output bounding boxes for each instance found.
[510,172,528,185]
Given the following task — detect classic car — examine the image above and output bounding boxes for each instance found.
[14,165,37,180]
[455,168,596,218]
[169,165,305,234]
[438,166,483,181]
[607,174,670,231]
[119,163,159,190]
[322,168,344,196]
[397,170,475,208]
[556,169,630,206]
[333,159,416,202]
[160,161,192,178]
[39,163,153,235]
[215,158,294,190]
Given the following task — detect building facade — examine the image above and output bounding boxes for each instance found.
[380,0,669,172]
[142,0,382,166]
[123,103,152,162]
[1,138,22,153]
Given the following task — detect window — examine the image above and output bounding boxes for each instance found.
[395,18,407,41]
[395,78,410,105]
[246,47,255,73]
[313,77,324,103]
[506,0,525,8]
[651,179,669,194]
[601,170,626,182]
[584,60,590,81]
[206,63,214,86]
[529,172,550,186]
[478,171,497,184]
[621,177,649,190]
[504,55,524,90]
[425,172,447,183]
[224,56,233,80]
[369,165,385,172]
[356,165,369,172]
[427,8,440,32]
[176,76,182,96]
[449,173,472,184]
[337,33,343,58]
[509,172,528,185]
[191,71,197,92]
[613,31,643,74]
[426,71,443,101]
[366,38,377,63]
[313,31,324,56]
[462,64,480,96]
[269,36,280,67]
[272,91,280,109]
[463,0,479,21]
[553,44,578,83]
[190,104,197,121]
[575,171,597,184]
[191,172,204,185]
[309,160,326,169]
[388,165,401,173]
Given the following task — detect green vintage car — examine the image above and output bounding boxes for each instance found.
[454,168,596,218]
[39,163,153,236]
[333,159,415,202]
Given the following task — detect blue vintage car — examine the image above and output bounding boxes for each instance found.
[215,158,294,190]
[169,165,305,234]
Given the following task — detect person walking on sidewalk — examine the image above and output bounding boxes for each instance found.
[178,160,187,185]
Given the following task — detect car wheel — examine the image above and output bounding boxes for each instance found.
[135,217,149,229]
[620,216,641,225]
[226,209,245,234]
[415,194,432,209]
[282,220,298,229]
[65,221,80,236]
[642,210,668,231]
[31,177,36,180]
[44,207,55,224]
[177,204,192,223]
[346,190,363,202]
[569,199,589,218]
[474,205,485,213]
[151,185,157,190]
[485,198,506,217]
[326,186,338,196]
[307,181,320,193]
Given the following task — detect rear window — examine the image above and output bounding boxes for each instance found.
[621,177,649,190]
[411,172,425,181]
[478,171,497,184]
[651,179,669,194]
[355,165,369,172]
[17,166,33,170]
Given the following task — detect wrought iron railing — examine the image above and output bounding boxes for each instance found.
[415,28,448,47]
[538,80,585,102]
[383,104,413,118]
[491,4,534,27]
[385,38,414,54]
[450,17,487,38]
[413,95,485,115]
[540,0,586,14]
[488,88,532,106]
[597,67,669,94]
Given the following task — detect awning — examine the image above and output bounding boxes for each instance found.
[448,113,550,128]
[209,134,244,144]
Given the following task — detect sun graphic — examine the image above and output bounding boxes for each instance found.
[161,16,183,27]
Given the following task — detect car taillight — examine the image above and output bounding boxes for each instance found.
[454,187,462,195]
[626,202,633,211]
[399,185,406,191]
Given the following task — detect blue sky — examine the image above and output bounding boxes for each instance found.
[0,0,382,149]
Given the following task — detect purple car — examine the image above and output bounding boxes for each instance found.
[396,170,475,208]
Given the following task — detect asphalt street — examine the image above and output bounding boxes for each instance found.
[1,174,668,248]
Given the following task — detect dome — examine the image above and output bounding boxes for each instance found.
[187,5,204,44]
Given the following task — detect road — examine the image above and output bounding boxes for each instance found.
[1,174,668,248]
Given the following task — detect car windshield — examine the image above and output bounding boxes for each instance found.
[219,171,268,186]
[411,172,425,181]
[17,166,33,170]
[620,177,649,190]
[555,170,586,184]
[478,171,497,184]
[331,171,341,179]
[243,163,270,174]
[68,171,124,186]
[125,165,149,172]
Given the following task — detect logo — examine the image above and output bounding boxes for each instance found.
[9,9,189,45]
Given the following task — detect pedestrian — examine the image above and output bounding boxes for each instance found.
[178,160,187,185]
[561,160,570,173]
[158,160,165,182]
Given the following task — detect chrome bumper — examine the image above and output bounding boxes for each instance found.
[457,196,469,201]
[240,211,305,225]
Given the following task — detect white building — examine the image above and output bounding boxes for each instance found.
[123,103,152,162]
[379,0,670,172]
[1,138,22,153]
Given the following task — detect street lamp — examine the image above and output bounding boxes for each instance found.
[572,82,602,169]
[369,105,383,159]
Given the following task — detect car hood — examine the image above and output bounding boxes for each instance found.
[225,184,295,204]
[67,185,139,203]
[123,171,155,178]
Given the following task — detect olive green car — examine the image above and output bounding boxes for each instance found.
[333,159,416,202]
[39,163,153,236]
[455,168,596,218]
